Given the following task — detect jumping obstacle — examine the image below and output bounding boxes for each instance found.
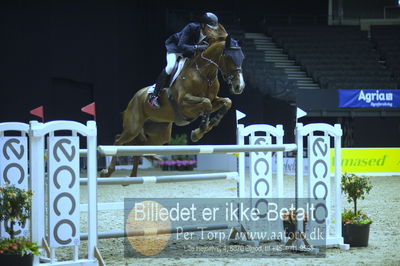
[295,123,345,248]
[0,118,348,265]
[89,121,347,249]
[0,122,30,239]
[1,121,99,266]
[236,122,347,249]
[84,140,297,243]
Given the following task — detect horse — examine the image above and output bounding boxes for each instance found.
[100,34,245,177]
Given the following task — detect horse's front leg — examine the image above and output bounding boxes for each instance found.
[180,94,212,142]
[180,93,212,117]
[190,97,232,142]
[199,111,210,131]
[209,96,232,128]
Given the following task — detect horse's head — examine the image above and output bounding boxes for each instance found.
[204,23,228,44]
[220,35,245,94]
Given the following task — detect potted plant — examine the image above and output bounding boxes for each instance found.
[341,173,373,247]
[0,184,40,265]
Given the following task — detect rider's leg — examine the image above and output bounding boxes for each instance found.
[148,69,169,108]
[148,53,177,108]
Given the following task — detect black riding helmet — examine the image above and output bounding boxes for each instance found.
[200,12,218,29]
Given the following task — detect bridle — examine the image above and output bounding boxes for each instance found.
[196,48,242,86]
[221,64,242,85]
[194,52,220,87]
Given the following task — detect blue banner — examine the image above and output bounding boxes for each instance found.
[339,89,400,108]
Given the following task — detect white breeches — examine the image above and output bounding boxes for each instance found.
[165,52,182,75]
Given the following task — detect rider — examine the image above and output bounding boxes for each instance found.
[148,12,219,109]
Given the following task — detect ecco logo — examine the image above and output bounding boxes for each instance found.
[310,136,329,224]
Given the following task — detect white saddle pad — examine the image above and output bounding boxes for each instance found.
[147,57,187,94]
[169,57,187,87]
[148,84,156,93]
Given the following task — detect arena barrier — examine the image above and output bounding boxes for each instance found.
[0,119,348,265]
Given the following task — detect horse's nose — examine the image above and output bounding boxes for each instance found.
[234,84,243,94]
[240,81,245,90]
[239,74,245,91]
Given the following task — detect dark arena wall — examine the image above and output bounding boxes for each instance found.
[1,0,399,147]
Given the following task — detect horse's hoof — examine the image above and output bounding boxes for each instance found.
[191,130,200,142]
[99,169,109,177]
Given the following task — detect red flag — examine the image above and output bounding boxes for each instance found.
[30,106,44,122]
[81,102,96,121]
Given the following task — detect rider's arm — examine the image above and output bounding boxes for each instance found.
[177,23,205,56]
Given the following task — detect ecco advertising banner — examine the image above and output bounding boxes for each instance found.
[338,89,400,108]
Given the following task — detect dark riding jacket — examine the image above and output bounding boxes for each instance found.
[165,22,203,57]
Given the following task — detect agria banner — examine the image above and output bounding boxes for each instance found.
[338,89,400,108]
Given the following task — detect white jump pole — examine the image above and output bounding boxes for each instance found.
[98,144,297,156]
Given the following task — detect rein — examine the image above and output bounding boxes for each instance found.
[196,49,242,86]
[194,51,221,87]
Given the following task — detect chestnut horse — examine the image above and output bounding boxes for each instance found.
[101,35,245,177]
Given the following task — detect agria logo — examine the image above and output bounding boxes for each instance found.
[358,90,394,107]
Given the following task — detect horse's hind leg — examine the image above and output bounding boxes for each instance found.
[100,131,141,177]
[100,109,144,177]
[100,156,117,177]
[100,134,120,177]
[128,122,172,177]
[128,156,161,178]
[129,156,141,177]
[100,134,141,178]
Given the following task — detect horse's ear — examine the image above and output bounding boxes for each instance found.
[225,34,232,48]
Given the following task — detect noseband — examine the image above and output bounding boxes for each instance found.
[222,65,242,85]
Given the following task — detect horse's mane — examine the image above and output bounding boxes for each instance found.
[186,25,230,69]
[201,40,225,59]
[204,23,228,43]
[182,40,224,76]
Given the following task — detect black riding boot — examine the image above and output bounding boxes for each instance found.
[148,69,169,109]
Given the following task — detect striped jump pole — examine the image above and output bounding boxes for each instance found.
[80,172,239,185]
[97,143,297,156]
[80,224,230,240]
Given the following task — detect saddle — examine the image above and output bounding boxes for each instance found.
[147,57,187,94]
[167,57,194,126]
[147,57,192,126]
[169,57,188,87]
